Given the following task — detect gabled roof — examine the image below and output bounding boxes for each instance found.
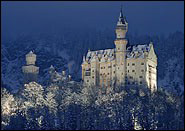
[126,43,156,59]
[83,42,156,63]
[85,48,116,63]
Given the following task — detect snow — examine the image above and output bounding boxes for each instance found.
[86,48,115,63]
[127,44,150,59]
[85,43,150,62]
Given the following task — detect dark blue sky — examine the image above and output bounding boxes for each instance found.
[2,1,184,40]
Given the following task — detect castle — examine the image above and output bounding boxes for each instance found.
[22,51,71,84]
[81,8,157,92]
[22,51,39,84]
[21,8,157,92]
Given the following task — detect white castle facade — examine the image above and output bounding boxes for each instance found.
[81,9,157,92]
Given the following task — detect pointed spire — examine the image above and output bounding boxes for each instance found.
[119,5,123,18]
[117,5,126,25]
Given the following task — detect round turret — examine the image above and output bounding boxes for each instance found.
[26,51,36,65]
[115,8,128,39]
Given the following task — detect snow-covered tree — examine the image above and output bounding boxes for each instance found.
[19,82,46,130]
[1,88,18,128]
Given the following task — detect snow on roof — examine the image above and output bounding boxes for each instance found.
[50,65,55,69]
[126,44,150,59]
[84,44,151,63]
[86,48,115,63]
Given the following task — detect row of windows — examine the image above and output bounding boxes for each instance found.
[100,64,116,69]
[127,81,143,85]
[101,67,106,69]
[127,76,143,79]
[128,69,144,73]
[87,79,143,84]
[92,68,144,73]
[128,63,144,66]
[100,73,110,76]
[100,71,118,76]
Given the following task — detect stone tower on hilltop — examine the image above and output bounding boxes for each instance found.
[22,51,39,84]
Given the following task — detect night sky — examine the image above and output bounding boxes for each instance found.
[2,1,184,40]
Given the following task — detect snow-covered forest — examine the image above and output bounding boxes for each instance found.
[1,29,184,130]
[1,29,184,92]
[1,79,184,130]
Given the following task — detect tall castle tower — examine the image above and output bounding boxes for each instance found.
[114,7,128,85]
[22,51,39,84]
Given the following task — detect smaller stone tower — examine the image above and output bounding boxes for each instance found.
[22,51,39,84]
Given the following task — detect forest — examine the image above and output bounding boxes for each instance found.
[1,29,184,130]
[1,70,184,130]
